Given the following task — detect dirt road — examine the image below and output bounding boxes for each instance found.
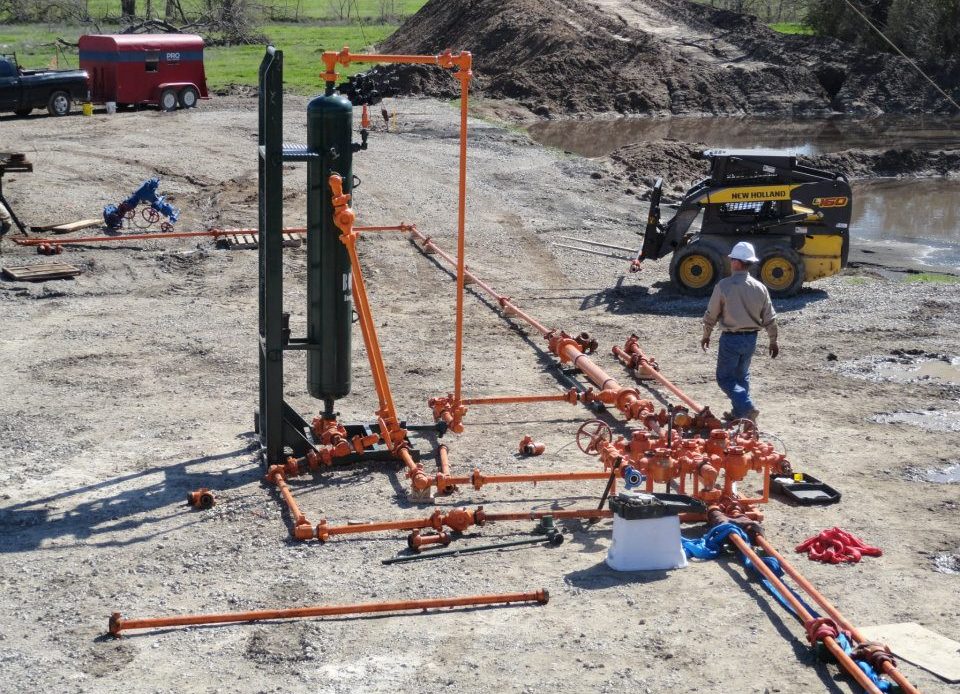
[0,98,957,693]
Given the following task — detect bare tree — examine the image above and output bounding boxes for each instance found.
[326,0,348,20]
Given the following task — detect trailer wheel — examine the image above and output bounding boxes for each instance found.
[47,91,71,117]
[178,86,199,109]
[160,89,178,112]
[14,108,31,117]
[757,247,805,297]
[670,245,723,296]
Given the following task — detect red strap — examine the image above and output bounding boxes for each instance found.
[795,527,882,564]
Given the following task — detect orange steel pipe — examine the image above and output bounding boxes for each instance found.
[331,175,398,423]
[15,225,406,246]
[613,341,704,413]
[321,48,472,83]
[109,589,548,636]
[727,533,883,694]
[458,470,611,490]
[319,48,473,411]
[754,535,920,694]
[409,227,553,337]
[267,470,315,540]
[409,229,656,424]
[461,391,578,406]
[452,54,472,409]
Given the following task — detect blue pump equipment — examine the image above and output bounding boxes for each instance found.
[103,177,180,230]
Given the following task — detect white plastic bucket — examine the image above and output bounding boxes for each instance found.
[106,101,117,115]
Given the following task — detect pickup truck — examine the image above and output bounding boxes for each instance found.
[0,55,89,117]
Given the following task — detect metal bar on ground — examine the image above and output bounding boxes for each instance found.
[109,590,549,636]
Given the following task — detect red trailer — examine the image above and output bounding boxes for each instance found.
[79,34,208,111]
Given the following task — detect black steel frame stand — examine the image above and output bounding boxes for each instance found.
[255,47,417,468]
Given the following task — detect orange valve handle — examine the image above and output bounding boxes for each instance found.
[109,589,548,636]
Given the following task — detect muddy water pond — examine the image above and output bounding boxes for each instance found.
[527,116,960,267]
[527,115,960,157]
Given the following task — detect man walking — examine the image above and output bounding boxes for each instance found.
[700,242,779,425]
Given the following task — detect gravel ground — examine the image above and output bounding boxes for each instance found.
[0,97,958,693]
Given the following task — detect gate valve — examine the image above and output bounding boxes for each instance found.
[312,416,347,445]
[441,507,479,532]
[705,429,729,456]
[407,529,451,552]
[648,447,676,484]
[723,446,750,482]
[428,395,467,436]
[186,488,215,510]
[518,436,545,456]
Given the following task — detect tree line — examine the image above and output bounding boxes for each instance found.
[703,0,958,64]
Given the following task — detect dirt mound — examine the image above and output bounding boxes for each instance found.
[608,141,960,195]
[808,148,960,178]
[348,0,957,119]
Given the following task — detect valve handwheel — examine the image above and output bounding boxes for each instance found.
[142,207,161,224]
[576,420,612,455]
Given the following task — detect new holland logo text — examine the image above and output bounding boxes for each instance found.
[812,196,849,208]
[730,189,787,201]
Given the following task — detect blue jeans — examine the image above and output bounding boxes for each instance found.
[716,331,757,417]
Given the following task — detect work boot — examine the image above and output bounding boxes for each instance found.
[745,409,760,426]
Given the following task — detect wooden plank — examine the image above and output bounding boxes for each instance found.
[859,622,960,682]
[2,262,82,281]
[49,218,103,234]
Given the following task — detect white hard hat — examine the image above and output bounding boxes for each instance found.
[729,241,759,263]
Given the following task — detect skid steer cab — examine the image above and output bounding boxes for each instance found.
[634,149,852,297]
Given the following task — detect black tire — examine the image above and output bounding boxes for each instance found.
[670,244,724,296]
[756,246,805,297]
[159,88,178,112]
[14,107,31,117]
[178,86,199,109]
[47,91,71,117]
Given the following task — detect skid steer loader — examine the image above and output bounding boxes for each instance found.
[634,149,852,297]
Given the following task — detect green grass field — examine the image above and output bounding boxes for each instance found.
[1,20,410,93]
[769,22,814,35]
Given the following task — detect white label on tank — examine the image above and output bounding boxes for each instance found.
[343,271,352,302]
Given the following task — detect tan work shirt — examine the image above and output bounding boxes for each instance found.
[702,271,778,341]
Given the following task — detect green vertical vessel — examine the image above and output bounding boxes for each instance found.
[306,92,353,406]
